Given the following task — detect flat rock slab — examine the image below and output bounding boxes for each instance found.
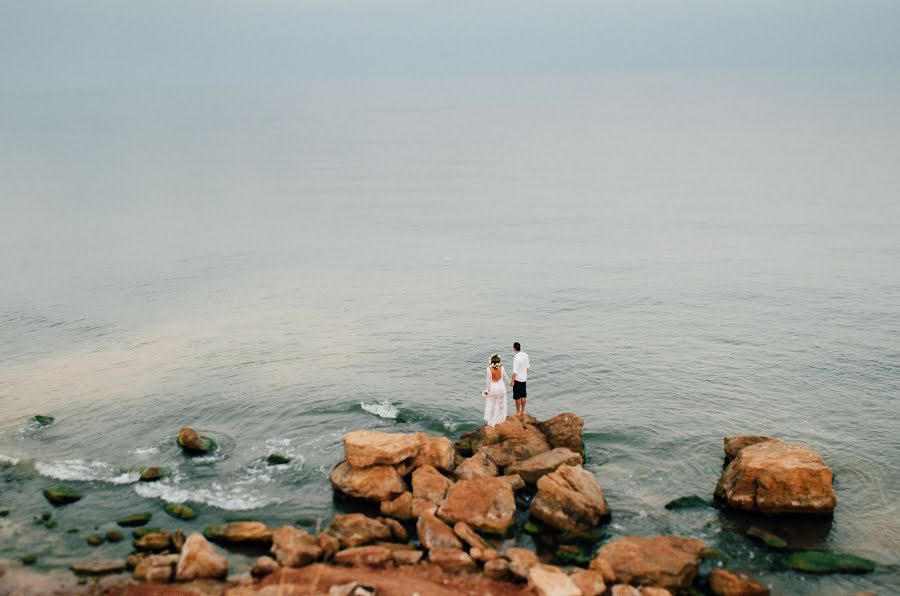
[715,440,836,515]
[330,460,406,502]
[343,431,420,468]
[69,559,127,575]
[591,535,706,592]
[505,447,583,485]
[437,477,516,535]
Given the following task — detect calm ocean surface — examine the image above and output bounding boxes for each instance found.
[1,74,898,594]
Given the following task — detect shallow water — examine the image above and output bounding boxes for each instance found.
[1,73,899,594]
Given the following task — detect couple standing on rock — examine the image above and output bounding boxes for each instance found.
[482,341,530,426]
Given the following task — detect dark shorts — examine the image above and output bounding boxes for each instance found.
[513,381,527,399]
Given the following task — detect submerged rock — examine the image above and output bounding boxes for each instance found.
[506,447,584,485]
[32,415,55,427]
[177,427,217,455]
[117,512,153,527]
[175,533,228,581]
[266,453,291,465]
[132,526,162,538]
[204,521,273,545]
[271,526,322,567]
[529,464,609,533]
[105,530,124,542]
[330,460,406,502]
[164,502,197,520]
[70,559,127,576]
[665,495,711,510]
[437,476,516,534]
[21,554,37,565]
[715,440,836,515]
[745,526,787,550]
[723,435,773,461]
[591,535,706,592]
[709,569,770,595]
[139,467,163,482]
[325,514,393,548]
[785,550,876,574]
[43,487,82,506]
[453,452,498,481]
[86,533,105,546]
[343,430,420,468]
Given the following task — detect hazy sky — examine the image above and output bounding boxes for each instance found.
[2,0,899,90]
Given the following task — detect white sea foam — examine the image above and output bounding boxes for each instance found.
[0,454,21,466]
[134,468,277,510]
[361,400,399,419]
[442,420,459,432]
[35,459,139,485]
[130,446,160,456]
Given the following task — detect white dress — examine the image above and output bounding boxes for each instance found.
[483,366,509,426]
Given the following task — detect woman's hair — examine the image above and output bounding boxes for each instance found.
[489,354,502,369]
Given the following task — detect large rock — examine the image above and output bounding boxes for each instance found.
[527,564,581,596]
[175,533,228,581]
[723,435,773,461]
[343,431,420,468]
[271,526,322,567]
[537,413,584,455]
[570,569,607,596]
[411,433,456,473]
[326,514,393,548]
[330,460,406,502]
[715,440,837,515]
[591,535,705,592]
[428,547,476,572]
[506,448,584,485]
[379,491,414,520]
[417,511,462,550]
[204,522,273,545]
[177,427,216,455]
[411,465,452,506]
[709,569,770,595]
[529,464,609,533]
[453,452,498,481]
[468,416,551,467]
[437,477,516,534]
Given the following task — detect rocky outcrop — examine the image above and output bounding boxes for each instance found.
[537,413,585,456]
[715,439,836,515]
[709,569,770,595]
[591,535,705,592]
[411,465,452,507]
[326,514,394,548]
[437,477,516,534]
[723,435,772,461]
[271,526,323,567]
[417,511,462,550]
[411,433,456,473]
[343,430,420,468]
[505,448,584,485]
[204,521,273,545]
[463,416,551,467]
[529,464,609,532]
[330,461,407,502]
[175,533,228,581]
[528,564,581,596]
[177,427,217,455]
[453,452,498,481]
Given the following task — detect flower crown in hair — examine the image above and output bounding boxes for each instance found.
[489,354,502,368]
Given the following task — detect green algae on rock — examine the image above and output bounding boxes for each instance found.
[106,530,124,542]
[177,427,217,455]
[665,495,711,510]
[785,550,876,574]
[132,526,162,538]
[746,526,788,550]
[86,533,105,546]
[43,487,83,506]
[139,467,163,482]
[164,502,197,520]
[32,415,55,427]
[117,512,153,527]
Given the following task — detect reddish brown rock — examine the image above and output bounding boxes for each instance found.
[436,477,516,534]
[330,460,407,502]
[709,569,770,596]
[381,517,408,542]
[205,521,273,545]
[417,511,462,550]
[570,569,607,596]
[591,558,616,584]
[334,545,393,567]
[133,554,179,582]
[640,588,674,596]
[505,547,540,580]
[715,440,837,515]
[724,435,773,461]
[453,521,488,550]
[318,532,341,561]
[529,464,609,532]
[177,427,215,454]
[453,452,498,481]
[326,514,393,548]
[591,535,705,592]
[411,433,456,473]
[505,447,584,485]
[484,557,511,580]
[175,533,228,581]
[470,416,552,467]
[270,526,322,567]
[343,431,420,468]
[250,556,279,578]
[428,547,476,573]
[411,497,438,518]
[611,586,641,596]
[391,549,424,565]
[527,564,581,596]
[379,491,414,520]
[503,474,526,491]
[133,532,172,552]
[411,465,452,506]
[537,413,584,455]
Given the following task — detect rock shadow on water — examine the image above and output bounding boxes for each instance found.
[716,506,835,552]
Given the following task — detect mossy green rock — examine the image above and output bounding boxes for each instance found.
[132,526,161,538]
[67,528,80,534]
[105,530,124,542]
[786,550,876,574]
[32,415,55,426]
[266,453,291,465]
[43,487,83,506]
[665,495,711,510]
[0,508,9,517]
[294,516,317,527]
[117,512,153,527]
[523,520,543,535]
[44,519,58,529]
[746,526,788,550]
[41,511,52,521]
[164,502,196,520]
[177,428,217,455]
[555,544,591,565]
[138,467,163,482]
[701,547,723,560]
[86,534,105,546]
[21,554,37,565]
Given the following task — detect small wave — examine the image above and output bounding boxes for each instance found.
[130,446,160,456]
[442,420,459,432]
[134,472,276,510]
[34,459,139,485]
[0,454,21,466]
[361,400,399,419]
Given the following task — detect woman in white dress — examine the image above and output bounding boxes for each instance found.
[482,354,510,426]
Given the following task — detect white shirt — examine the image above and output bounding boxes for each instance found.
[513,351,529,382]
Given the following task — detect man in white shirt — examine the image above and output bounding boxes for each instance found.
[510,341,530,415]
